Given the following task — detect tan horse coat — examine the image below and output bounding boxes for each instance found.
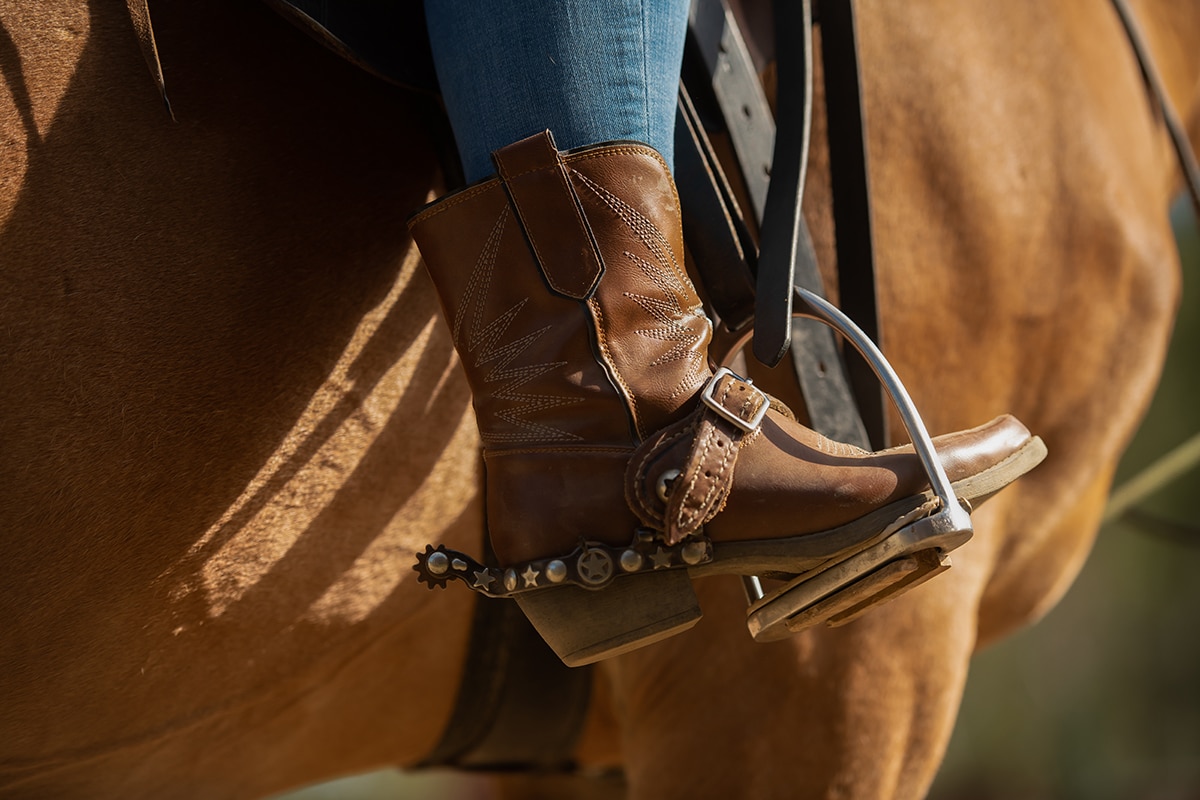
[1,0,1196,797]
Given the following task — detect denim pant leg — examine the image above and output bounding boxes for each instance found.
[424,0,691,183]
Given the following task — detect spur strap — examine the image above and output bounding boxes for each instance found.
[626,368,770,543]
[664,368,769,543]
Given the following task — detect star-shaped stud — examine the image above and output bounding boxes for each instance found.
[651,547,672,569]
[473,569,496,590]
[522,565,540,588]
[577,550,613,584]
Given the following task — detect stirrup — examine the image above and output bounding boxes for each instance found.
[739,287,973,641]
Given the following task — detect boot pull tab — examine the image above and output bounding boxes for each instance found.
[493,131,605,300]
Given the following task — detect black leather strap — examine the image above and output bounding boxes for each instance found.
[676,0,873,449]
[816,0,887,448]
[418,531,592,770]
[687,0,776,220]
[674,85,758,333]
[752,0,813,368]
[1108,0,1200,217]
[417,594,592,770]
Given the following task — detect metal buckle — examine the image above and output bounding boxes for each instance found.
[701,367,769,434]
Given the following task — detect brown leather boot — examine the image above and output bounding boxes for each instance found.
[410,131,1044,665]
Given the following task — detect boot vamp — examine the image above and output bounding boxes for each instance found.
[878,414,1033,482]
[705,412,1032,543]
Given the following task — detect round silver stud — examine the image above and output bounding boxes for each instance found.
[426,551,450,575]
[619,549,644,572]
[577,548,614,585]
[546,560,567,583]
[681,541,708,566]
[503,569,518,592]
[656,469,682,503]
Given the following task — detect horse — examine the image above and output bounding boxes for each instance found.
[1,0,1195,797]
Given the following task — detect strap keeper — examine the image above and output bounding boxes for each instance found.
[701,367,769,434]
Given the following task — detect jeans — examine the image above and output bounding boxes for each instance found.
[424,0,691,183]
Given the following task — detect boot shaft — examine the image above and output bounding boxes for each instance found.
[409,133,713,452]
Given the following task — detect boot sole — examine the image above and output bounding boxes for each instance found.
[512,435,1045,661]
[696,434,1047,578]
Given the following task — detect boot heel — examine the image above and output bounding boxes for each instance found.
[516,570,702,667]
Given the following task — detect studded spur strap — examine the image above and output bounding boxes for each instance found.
[414,532,713,598]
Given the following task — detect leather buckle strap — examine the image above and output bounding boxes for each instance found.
[702,367,769,434]
[624,368,770,544]
[662,368,767,543]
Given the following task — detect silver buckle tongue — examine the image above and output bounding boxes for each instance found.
[701,367,769,434]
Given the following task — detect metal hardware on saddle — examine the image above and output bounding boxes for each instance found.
[414,533,714,598]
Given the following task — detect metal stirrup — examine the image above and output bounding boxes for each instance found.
[791,287,971,537]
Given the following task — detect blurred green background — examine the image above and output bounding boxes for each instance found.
[276,205,1200,800]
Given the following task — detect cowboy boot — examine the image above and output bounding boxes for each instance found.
[410,131,1044,666]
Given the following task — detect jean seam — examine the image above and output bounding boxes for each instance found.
[641,0,651,160]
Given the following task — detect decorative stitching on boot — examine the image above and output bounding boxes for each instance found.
[452,208,585,445]
[623,250,710,401]
[408,181,498,223]
[587,296,641,431]
[571,169,710,435]
[668,381,740,541]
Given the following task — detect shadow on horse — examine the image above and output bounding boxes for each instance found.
[1,0,1197,797]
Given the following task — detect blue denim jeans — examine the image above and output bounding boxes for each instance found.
[424,0,691,183]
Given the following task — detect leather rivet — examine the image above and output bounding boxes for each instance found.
[656,468,682,502]
[503,569,518,592]
[546,560,567,583]
[681,541,708,566]
[620,549,644,572]
[426,551,449,575]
